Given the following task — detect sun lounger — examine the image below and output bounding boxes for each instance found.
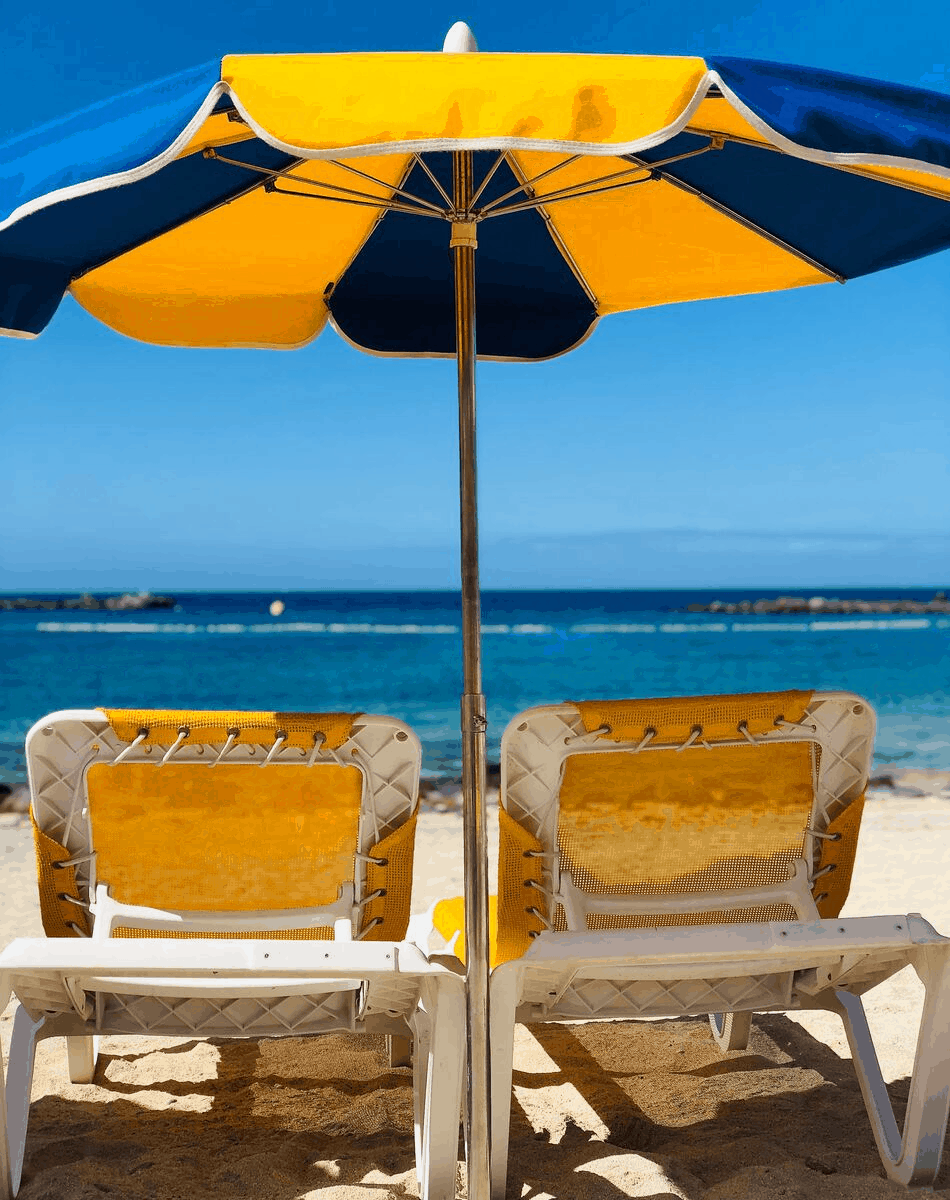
[432,689,950,1195]
[0,708,464,1200]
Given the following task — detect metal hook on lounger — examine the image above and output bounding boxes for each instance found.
[52,850,97,871]
[261,730,288,766]
[355,916,384,938]
[356,850,389,867]
[113,728,149,765]
[525,905,552,929]
[524,878,556,908]
[676,725,704,752]
[160,726,190,765]
[737,721,760,745]
[633,727,656,753]
[563,724,610,746]
[211,727,241,767]
[805,826,842,842]
[307,731,327,767]
[775,717,819,734]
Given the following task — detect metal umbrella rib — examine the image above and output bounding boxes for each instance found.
[476,140,719,218]
[206,150,450,217]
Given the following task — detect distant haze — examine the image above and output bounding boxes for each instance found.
[1,529,946,592]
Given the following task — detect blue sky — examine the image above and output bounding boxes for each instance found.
[1,0,948,590]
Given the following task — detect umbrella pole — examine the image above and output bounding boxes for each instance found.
[453,149,492,1200]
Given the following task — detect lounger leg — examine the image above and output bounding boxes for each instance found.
[411,1009,433,1180]
[836,944,950,1187]
[0,1054,7,1200]
[2,1005,45,1199]
[0,981,11,1200]
[413,975,465,1200]
[488,970,519,1200]
[65,1035,99,1084]
[387,1034,413,1069]
[709,1011,752,1052]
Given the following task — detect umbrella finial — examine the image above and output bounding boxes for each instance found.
[443,21,478,52]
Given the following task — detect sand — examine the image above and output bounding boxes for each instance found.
[2,779,950,1199]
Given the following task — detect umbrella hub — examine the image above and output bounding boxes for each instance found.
[449,219,478,248]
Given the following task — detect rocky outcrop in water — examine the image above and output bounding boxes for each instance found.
[686,592,949,615]
[0,591,176,612]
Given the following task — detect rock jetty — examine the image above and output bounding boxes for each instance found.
[0,591,176,612]
[686,592,949,615]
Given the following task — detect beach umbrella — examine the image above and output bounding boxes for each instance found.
[4,25,950,1196]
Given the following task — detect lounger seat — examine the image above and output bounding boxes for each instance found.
[0,708,464,1200]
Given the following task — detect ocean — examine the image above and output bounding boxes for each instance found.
[2,588,948,785]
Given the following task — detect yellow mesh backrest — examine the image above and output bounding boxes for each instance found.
[814,794,864,918]
[557,741,813,897]
[495,690,867,956]
[440,809,549,967]
[103,709,355,751]
[574,689,812,744]
[361,811,417,940]
[91,709,366,939]
[31,818,90,938]
[86,762,363,930]
[496,808,546,965]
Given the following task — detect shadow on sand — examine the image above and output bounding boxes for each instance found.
[16,1015,949,1199]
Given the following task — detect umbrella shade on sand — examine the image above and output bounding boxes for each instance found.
[4,25,950,1196]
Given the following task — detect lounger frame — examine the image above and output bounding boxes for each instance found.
[0,709,464,1200]
[489,692,950,1194]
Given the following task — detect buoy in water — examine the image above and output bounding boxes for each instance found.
[269,599,285,617]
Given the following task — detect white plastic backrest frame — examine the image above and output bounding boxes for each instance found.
[24,709,421,939]
[501,691,874,928]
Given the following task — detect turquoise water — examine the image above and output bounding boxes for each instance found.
[2,588,948,783]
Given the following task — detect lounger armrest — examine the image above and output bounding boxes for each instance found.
[512,914,946,970]
[0,937,444,979]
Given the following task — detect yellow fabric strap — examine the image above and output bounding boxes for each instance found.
[496,808,546,965]
[360,812,418,941]
[814,794,865,918]
[86,761,362,912]
[102,709,356,751]
[431,894,500,969]
[31,818,90,938]
[574,689,813,745]
[556,741,815,901]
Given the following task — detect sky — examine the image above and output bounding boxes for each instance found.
[1,0,948,591]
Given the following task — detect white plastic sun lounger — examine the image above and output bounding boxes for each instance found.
[0,708,464,1200]
[432,689,950,1195]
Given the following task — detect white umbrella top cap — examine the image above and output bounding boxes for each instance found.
[442,21,478,51]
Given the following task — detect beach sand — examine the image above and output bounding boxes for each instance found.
[2,777,950,1198]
